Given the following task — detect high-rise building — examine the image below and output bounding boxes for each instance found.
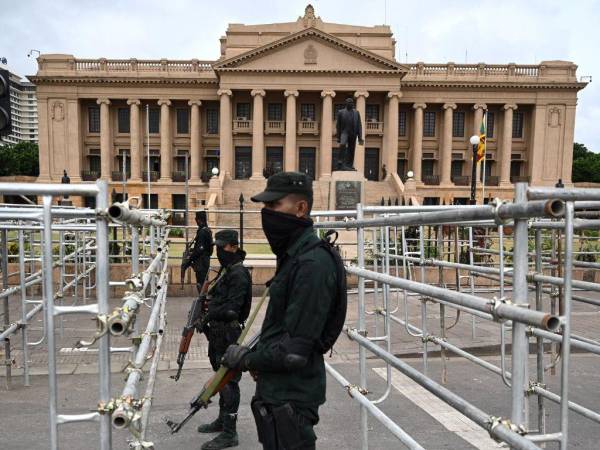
[0,66,38,145]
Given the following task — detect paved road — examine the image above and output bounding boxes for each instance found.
[1,291,599,449]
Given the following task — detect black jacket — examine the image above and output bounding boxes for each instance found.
[206,250,251,322]
[191,226,213,269]
[336,108,363,144]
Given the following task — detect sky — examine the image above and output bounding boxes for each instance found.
[1,0,598,150]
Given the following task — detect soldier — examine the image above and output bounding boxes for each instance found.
[198,229,252,450]
[190,211,213,290]
[222,172,339,450]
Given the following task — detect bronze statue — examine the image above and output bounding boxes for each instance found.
[61,170,70,200]
[335,97,363,171]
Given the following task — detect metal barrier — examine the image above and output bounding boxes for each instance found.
[313,183,600,450]
[0,182,170,450]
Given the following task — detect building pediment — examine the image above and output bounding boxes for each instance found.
[213,27,407,75]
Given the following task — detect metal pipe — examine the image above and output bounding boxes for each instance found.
[95,180,112,450]
[531,385,600,424]
[326,363,426,450]
[0,182,99,196]
[315,199,564,229]
[107,202,167,227]
[1,229,11,389]
[347,329,540,450]
[528,187,600,201]
[346,266,559,331]
[18,230,30,386]
[356,204,368,450]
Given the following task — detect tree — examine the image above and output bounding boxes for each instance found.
[0,142,39,176]
[572,142,600,183]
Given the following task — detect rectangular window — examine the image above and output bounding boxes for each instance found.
[512,112,524,138]
[300,103,316,121]
[148,108,160,134]
[398,111,407,136]
[267,103,283,121]
[452,111,465,137]
[88,107,100,133]
[89,155,101,173]
[510,160,522,178]
[366,104,380,122]
[177,108,189,134]
[422,159,435,176]
[451,160,464,178]
[486,112,495,138]
[236,103,250,120]
[423,111,436,137]
[118,108,130,134]
[206,108,219,134]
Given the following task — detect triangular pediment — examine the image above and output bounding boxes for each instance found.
[213,28,407,74]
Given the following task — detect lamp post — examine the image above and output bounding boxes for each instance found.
[469,135,480,205]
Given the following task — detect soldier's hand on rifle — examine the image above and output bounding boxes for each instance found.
[221,344,251,371]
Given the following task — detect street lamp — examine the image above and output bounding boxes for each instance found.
[406,170,414,179]
[469,135,480,205]
[211,167,219,177]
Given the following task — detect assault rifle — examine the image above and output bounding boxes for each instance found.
[165,287,270,434]
[170,278,210,382]
[180,238,196,287]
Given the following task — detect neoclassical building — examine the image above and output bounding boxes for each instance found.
[30,5,587,209]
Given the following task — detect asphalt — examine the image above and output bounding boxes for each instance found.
[1,290,600,449]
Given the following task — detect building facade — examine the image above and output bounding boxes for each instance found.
[30,5,586,208]
[1,67,38,145]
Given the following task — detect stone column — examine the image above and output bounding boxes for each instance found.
[284,90,299,171]
[500,104,517,186]
[320,90,336,179]
[471,103,487,181]
[37,98,51,181]
[66,99,82,182]
[441,103,457,185]
[218,89,233,178]
[384,91,402,178]
[251,89,266,180]
[354,91,369,176]
[127,99,142,181]
[158,99,172,181]
[411,103,426,183]
[189,100,202,181]
[97,98,111,180]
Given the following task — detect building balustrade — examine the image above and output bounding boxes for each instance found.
[297,120,318,135]
[142,171,160,182]
[264,120,285,134]
[172,171,188,182]
[233,119,252,134]
[111,171,131,182]
[365,121,384,136]
[81,170,100,181]
[451,175,470,186]
[511,175,531,183]
[423,175,440,185]
[486,176,500,186]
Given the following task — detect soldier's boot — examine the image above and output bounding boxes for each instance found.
[200,413,239,449]
[197,412,224,434]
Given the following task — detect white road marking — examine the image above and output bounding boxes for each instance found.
[373,367,502,450]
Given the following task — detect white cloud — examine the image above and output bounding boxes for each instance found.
[1,0,597,149]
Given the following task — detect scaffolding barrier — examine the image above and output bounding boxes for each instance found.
[0,181,170,450]
[312,183,600,450]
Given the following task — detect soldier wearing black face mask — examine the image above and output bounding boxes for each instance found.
[198,229,251,450]
[221,172,338,450]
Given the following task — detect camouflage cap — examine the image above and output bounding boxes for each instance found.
[214,229,239,247]
[251,171,313,203]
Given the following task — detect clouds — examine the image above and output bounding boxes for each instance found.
[1,0,597,150]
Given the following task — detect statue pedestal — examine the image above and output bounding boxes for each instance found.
[328,170,366,212]
[325,171,366,262]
